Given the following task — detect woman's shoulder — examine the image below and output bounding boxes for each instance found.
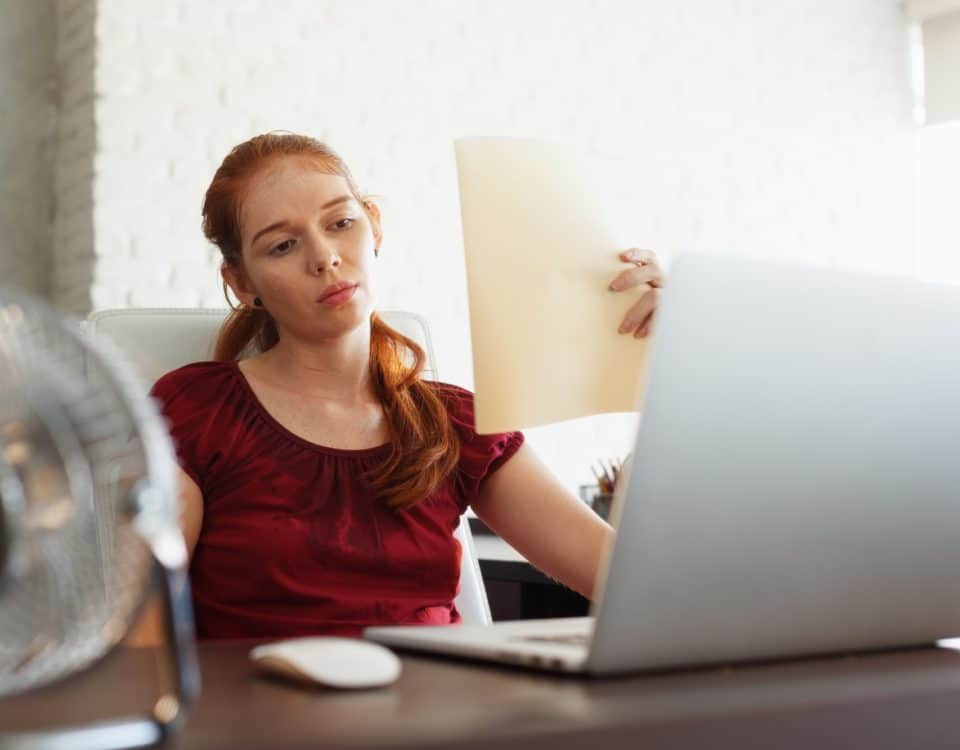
[422,380,524,482]
[422,380,515,439]
[149,360,237,401]
[423,380,475,420]
[426,380,473,400]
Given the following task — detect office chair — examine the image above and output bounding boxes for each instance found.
[85,307,493,626]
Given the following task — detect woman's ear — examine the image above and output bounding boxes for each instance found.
[221,264,256,308]
[364,200,383,248]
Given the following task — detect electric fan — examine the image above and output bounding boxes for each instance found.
[0,287,199,748]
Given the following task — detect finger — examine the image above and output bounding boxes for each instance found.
[618,248,658,264]
[618,248,658,265]
[615,249,664,288]
[609,263,663,291]
[634,317,654,338]
[618,289,660,333]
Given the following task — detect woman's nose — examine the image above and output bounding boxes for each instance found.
[305,239,341,273]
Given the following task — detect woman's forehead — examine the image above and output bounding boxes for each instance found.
[241,160,352,231]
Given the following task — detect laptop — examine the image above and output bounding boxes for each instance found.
[365,253,960,675]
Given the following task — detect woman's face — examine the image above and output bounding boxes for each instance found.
[228,156,381,341]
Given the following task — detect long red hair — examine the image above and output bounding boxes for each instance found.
[201,132,459,509]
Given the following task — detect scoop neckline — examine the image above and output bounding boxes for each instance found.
[228,360,393,458]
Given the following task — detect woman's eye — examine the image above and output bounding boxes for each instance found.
[270,239,295,255]
[332,218,354,231]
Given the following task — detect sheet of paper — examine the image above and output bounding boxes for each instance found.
[455,137,651,434]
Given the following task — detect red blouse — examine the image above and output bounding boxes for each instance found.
[149,361,523,640]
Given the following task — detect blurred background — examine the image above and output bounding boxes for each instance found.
[2,0,958,493]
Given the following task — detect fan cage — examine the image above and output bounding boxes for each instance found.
[0,290,180,696]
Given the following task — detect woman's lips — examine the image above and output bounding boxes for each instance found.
[318,284,358,307]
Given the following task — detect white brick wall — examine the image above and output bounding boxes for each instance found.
[1,0,57,297]
[52,0,918,490]
[52,0,97,312]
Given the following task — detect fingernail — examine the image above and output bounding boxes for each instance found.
[609,279,623,291]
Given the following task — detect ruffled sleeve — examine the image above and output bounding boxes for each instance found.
[149,362,230,492]
[433,382,525,511]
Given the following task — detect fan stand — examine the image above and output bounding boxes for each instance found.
[0,549,201,750]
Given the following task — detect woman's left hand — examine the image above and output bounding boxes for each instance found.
[609,248,665,338]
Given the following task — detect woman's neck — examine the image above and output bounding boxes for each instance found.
[254,323,377,405]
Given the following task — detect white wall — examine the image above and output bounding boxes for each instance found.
[52,0,918,491]
[917,120,960,282]
[1,0,57,297]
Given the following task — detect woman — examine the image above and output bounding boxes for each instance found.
[143,133,664,641]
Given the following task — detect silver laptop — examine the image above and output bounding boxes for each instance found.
[365,253,960,675]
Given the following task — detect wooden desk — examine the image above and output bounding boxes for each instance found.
[5,641,960,748]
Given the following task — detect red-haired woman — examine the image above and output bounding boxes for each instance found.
[141,133,664,642]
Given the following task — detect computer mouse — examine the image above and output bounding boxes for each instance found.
[249,636,402,689]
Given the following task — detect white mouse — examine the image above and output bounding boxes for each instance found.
[249,636,401,689]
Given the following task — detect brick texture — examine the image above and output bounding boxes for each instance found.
[51,0,97,312]
[1,0,57,297]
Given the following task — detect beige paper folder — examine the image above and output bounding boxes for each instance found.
[455,137,651,434]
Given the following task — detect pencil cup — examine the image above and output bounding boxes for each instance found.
[578,484,614,521]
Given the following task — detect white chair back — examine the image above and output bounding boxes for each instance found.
[85,307,492,626]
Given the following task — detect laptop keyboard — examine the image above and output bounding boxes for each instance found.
[512,633,590,646]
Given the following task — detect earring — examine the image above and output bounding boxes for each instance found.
[374,247,380,258]
[253,297,263,307]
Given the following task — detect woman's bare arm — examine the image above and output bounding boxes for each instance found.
[470,444,614,600]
